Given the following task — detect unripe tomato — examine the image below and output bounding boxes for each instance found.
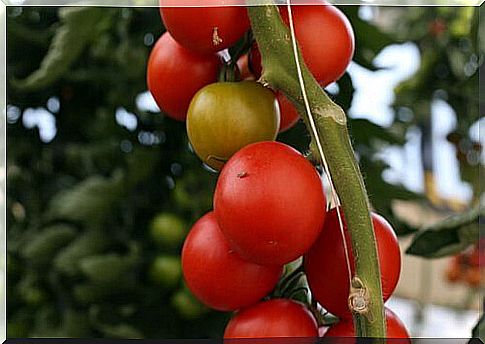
[171,289,207,320]
[324,308,410,342]
[187,81,280,171]
[214,141,326,266]
[159,0,250,54]
[305,208,401,319]
[224,299,318,338]
[149,255,182,288]
[249,2,354,87]
[182,212,282,311]
[149,213,186,249]
[147,32,221,121]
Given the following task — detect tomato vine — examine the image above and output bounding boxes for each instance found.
[247,3,386,338]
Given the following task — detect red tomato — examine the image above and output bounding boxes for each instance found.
[214,141,326,266]
[181,212,282,311]
[304,208,401,319]
[159,0,250,54]
[248,42,262,78]
[280,1,354,86]
[324,308,410,342]
[276,92,300,132]
[249,2,354,87]
[237,54,255,81]
[224,299,318,338]
[147,32,221,121]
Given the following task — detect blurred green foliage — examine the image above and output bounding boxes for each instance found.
[5,5,481,339]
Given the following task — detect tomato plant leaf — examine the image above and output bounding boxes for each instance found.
[406,204,483,258]
[350,118,406,146]
[79,243,140,286]
[45,171,125,227]
[471,312,485,343]
[54,230,111,276]
[12,7,115,91]
[342,7,396,71]
[21,224,77,267]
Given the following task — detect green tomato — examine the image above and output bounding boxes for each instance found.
[149,255,182,289]
[187,81,280,170]
[171,289,207,320]
[149,213,186,249]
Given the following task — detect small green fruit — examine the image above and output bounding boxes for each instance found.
[171,289,207,320]
[149,213,186,249]
[149,256,182,288]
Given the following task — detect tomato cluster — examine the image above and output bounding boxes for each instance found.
[147,0,409,340]
[445,243,484,289]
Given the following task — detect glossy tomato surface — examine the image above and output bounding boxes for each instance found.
[147,32,221,121]
[224,299,318,338]
[324,308,410,342]
[304,208,401,319]
[276,92,300,132]
[181,212,282,312]
[271,2,354,86]
[187,81,279,171]
[159,0,250,53]
[214,141,326,266]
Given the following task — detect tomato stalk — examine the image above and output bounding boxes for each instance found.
[246,3,386,339]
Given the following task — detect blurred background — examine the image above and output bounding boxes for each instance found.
[2,3,484,340]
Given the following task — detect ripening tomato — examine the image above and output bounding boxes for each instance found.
[304,208,401,319]
[147,32,221,121]
[181,212,282,312]
[159,0,250,54]
[224,299,318,338]
[249,2,354,87]
[187,81,280,171]
[214,141,326,266]
[324,308,410,343]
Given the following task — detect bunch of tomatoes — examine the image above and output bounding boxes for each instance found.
[147,0,410,340]
[446,242,484,289]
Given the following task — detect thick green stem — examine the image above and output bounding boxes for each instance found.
[247,3,386,339]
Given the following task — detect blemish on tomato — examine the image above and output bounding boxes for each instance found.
[237,172,248,178]
[212,27,223,46]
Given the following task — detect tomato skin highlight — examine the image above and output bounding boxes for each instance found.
[181,212,282,312]
[159,0,250,54]
[324,308,410,342]
[224,299,318,338]
[147,33,221,121]
[214,141,326,266]
[304,208,401,319]
[187,81,280,171]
